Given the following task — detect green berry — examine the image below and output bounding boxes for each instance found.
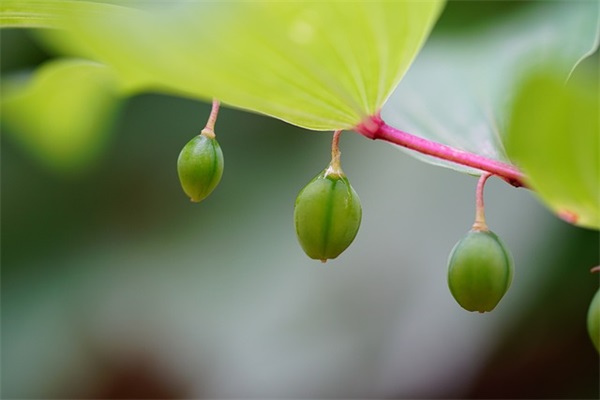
[294,168,362,262]
[447,230,514,313]
[587,288,600,353]
[177,133,224,202]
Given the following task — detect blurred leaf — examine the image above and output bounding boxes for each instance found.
[1,59,124,174]
[381,1,599,174]
[31,27,100,61]
[0,0,120,29]
[505,69,599,230]
[0,0,67,28]
[57,1,444,130]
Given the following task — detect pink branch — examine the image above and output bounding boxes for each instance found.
[355,114,526,188]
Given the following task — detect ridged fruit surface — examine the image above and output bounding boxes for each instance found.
[177,134,224,202]
[294,169,361,262]
[447,230,514,312]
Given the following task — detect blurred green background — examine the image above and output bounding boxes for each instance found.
[1,1,598,398]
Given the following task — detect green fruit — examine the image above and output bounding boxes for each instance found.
[177,133,224,202]
[447,230,514,313]
[587,288,600,353]
[294,168,362,262]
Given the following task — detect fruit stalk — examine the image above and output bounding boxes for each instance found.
[327,129,343,176]
[201,98,220,138]
[473,173,492,232]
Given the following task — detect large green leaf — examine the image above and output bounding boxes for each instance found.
[1,59,124,174]
[54,1,444,130]
[1,1,444,175]
[505,68,599,230]
[381,1,599,174]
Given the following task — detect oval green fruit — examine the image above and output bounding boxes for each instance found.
[587,288,600,353]
[294,168,362,262]
[177,133,224,202]
[447,230,514,313]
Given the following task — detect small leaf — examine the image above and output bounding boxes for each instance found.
[57,1,444,130]
[381,0,599,174]
[505,68,599,230]
[1,59,124,174]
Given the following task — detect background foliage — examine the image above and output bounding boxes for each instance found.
[1,1,599,398]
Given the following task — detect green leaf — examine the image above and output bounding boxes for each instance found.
[1,59,124,174]
[381,1,599,174]
[0,0,124,29]
[505,68,599,230]
[0,0,65,28]
[56,1,444,130]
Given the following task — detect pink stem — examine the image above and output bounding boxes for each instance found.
[355,114,526,188]
[325,130,344,176]
[330,129,342,168]
[473,173,492,231]
[204,98,221,133]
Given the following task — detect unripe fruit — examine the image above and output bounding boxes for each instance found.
[587,288,600,353]
[294,168,361,262]
[447,230,514,313]
[177,133,224,202]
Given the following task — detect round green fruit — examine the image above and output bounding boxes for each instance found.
[587,288,600,353]
[447,230,514,313]
[177,134,224,202]
[294,168,362,262]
